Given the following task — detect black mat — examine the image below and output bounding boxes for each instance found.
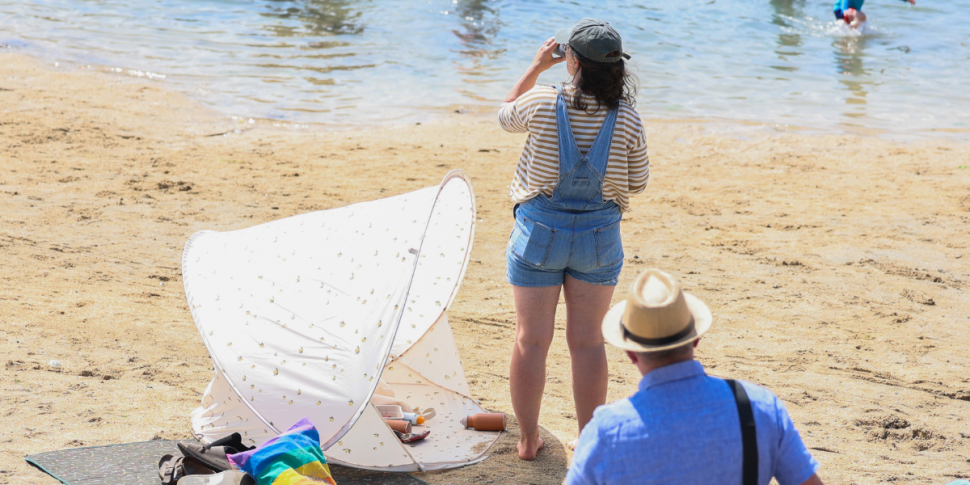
[26,440,427,485]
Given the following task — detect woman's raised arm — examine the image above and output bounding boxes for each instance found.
[503,37,565,103]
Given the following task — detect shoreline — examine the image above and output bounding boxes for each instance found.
[2,52,970,484]
[6,46,968,141]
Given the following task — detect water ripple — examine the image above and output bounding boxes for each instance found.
[0,0,967,135]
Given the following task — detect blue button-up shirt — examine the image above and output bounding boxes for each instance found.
[567,360,819,485]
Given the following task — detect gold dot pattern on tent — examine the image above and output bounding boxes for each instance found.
[184,176,482,466]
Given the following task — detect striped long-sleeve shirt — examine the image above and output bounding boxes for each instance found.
[498,84,649,212]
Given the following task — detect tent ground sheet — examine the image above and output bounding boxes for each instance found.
[25,440,428,485]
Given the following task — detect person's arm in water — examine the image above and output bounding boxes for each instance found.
[844,8,867,25]
[503,37,565,103]
[834,0,915,21]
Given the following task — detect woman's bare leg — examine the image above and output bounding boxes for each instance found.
[563,275,614,433]
[510,284,561,460]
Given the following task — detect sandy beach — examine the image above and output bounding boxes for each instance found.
[1,53,969,484]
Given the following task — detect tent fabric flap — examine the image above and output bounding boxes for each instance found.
[390,312,470,398]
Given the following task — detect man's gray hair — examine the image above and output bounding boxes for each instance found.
[635,341,694,363]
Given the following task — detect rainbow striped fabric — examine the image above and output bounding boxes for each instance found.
[228,417,337,485]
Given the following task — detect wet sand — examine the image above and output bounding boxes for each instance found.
[1,53,969,484]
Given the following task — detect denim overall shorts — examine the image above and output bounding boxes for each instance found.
[506,84,624,287]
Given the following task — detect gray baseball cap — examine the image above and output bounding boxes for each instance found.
[554,18,631,63]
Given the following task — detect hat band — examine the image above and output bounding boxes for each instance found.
[621,316,695,347]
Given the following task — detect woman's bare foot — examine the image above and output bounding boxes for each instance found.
[516,436,545,460]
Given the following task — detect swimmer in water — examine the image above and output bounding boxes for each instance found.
[834,0,916,30]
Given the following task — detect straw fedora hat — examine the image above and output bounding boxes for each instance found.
[602,269,712,352]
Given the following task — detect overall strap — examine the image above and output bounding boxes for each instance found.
[584,106,618,177]
[726,379,758,485]
[553,84,583,174]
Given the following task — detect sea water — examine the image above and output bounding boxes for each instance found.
[0,0,967,136]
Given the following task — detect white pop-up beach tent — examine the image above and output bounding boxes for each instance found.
[182,171,500,471]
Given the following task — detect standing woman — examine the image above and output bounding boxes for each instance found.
[498,19,649,460]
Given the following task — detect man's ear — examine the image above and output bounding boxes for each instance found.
[626,350,639,365]
[693,338,701,349]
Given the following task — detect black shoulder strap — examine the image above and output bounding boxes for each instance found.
[726,379,758,485]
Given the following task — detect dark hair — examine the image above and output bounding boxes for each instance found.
[635,341,693,363]
[569,49,638,113]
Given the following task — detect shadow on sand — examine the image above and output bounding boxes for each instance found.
[417,419,568,485]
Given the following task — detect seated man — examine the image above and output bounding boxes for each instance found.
[566,269,823,485]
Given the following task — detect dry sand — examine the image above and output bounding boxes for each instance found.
[1,53,969,484]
